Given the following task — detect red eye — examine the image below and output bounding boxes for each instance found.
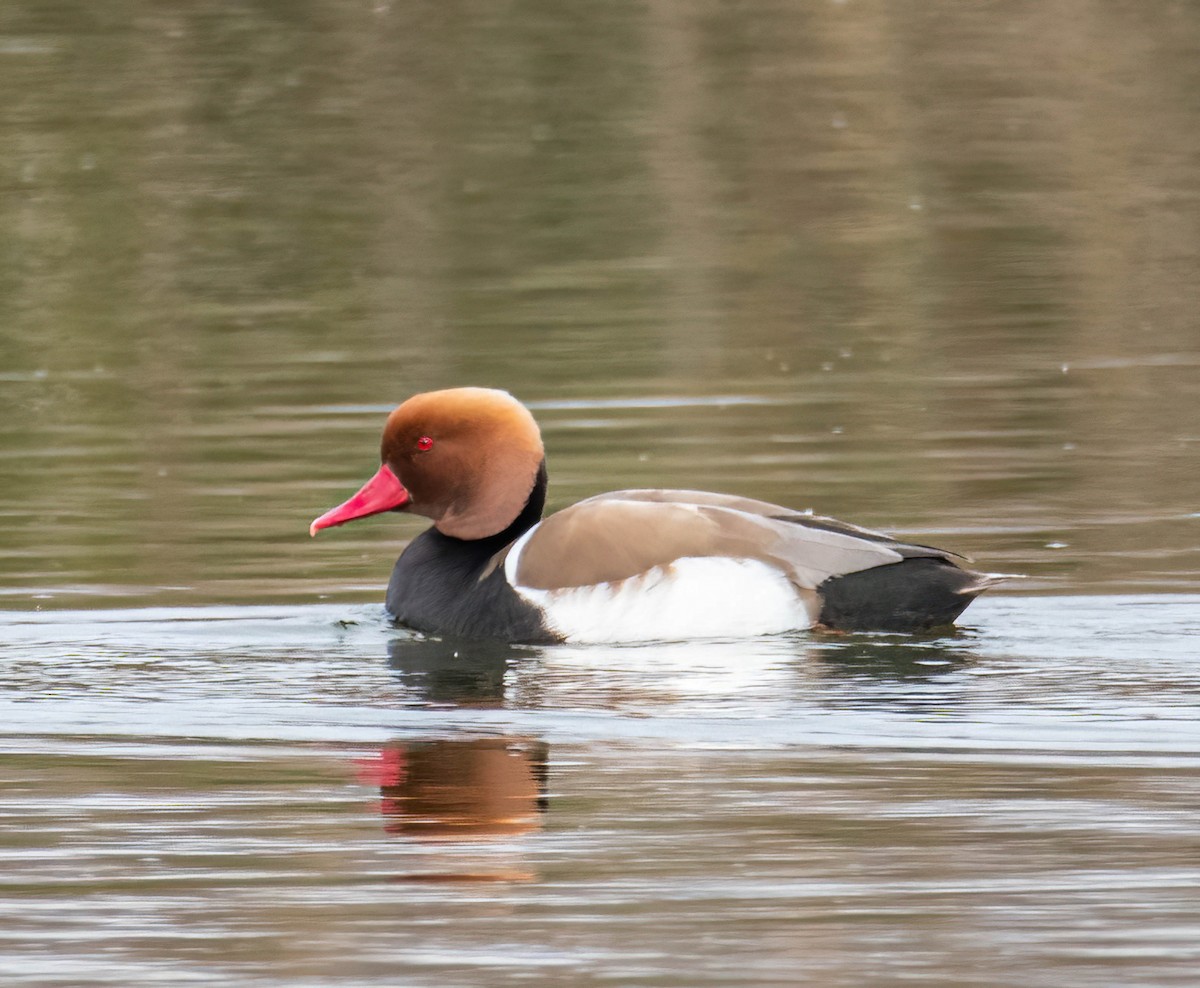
[416,436,434,452]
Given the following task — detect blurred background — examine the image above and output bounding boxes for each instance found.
[2,0,1198,609]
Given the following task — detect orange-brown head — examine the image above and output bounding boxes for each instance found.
[309,387,545,541]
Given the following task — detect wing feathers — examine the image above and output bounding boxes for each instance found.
[511,492,911,592]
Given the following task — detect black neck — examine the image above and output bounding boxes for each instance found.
[386,460,555,640]
[499,459,548,544]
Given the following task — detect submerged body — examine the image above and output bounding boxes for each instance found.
[311,388,1001,643]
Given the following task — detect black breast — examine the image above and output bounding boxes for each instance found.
[384,462,559,643]
[385,529,558,643]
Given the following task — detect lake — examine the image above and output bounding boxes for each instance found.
[2,0,1199,985]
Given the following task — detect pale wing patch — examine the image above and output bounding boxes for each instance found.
[752,513,905,587]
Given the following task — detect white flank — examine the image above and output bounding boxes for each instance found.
[506,552,818,644]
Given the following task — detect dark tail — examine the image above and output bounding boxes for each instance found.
[816,558,1003,632]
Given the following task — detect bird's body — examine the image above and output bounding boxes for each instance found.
[310,387,1001,643]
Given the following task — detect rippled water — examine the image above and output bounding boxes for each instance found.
[3,596,1199,986]
[3,0,1200,983]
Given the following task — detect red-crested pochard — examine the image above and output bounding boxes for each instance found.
[310,387,1001,643]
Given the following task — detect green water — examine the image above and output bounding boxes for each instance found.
[2,1,1199,984]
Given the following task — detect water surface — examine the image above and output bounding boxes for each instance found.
[2,596,1199,986]
[2,0,1199,984]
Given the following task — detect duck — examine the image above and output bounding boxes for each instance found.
[309,387,1002,643]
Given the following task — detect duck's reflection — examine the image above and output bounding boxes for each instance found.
[386,634,541,706]
[798,631,980,713]
[361,737,549,841]
[808,632,977,681]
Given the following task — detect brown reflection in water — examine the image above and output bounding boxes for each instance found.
[359,738,549,843]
